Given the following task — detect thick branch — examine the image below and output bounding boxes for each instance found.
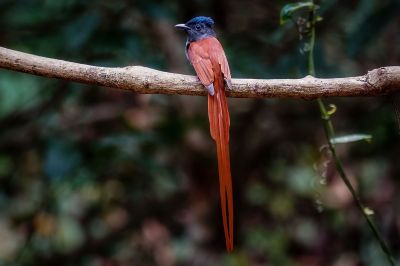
[0,46,399,99]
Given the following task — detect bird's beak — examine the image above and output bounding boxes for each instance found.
[175,24,190,30]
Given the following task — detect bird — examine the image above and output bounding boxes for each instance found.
[175,16,234,252]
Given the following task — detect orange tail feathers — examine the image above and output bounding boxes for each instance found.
[208,73,234,252]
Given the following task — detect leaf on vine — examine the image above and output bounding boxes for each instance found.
[363,207,374,216]
[280,2,314,25]
[330,134,372,144]
[327,104,337,116]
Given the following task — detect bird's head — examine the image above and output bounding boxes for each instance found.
[175,16,216,42]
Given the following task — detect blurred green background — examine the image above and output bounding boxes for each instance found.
[0,0,399,265]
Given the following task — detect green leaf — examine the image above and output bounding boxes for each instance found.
[364,207,375,216]
[327,104,337,116]
[330,134,372,144]
[280,2,314,25]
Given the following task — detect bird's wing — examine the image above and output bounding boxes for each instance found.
[208,38,232,89]
[187,42,214,87]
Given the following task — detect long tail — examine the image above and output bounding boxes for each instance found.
[208,71,234,252]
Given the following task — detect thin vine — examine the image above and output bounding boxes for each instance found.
[281,1,396,265]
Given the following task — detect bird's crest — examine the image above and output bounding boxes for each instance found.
[186,16,214,27]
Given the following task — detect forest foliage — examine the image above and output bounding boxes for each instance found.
[0,0,399,265]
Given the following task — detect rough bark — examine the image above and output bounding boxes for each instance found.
[0,46,399,99]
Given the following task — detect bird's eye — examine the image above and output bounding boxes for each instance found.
[195,24,201,30]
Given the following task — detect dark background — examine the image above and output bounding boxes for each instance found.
[0,0,399,265]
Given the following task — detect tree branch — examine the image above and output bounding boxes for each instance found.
[0,46,399,99]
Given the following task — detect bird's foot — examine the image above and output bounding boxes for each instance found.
[224,78,232,91]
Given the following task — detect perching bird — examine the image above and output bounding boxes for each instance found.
[175,16,234,252]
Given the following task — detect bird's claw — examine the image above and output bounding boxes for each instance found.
[206,84,215,96]
[224,78,233,91]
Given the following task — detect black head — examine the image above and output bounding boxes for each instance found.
[175,16,216,42]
